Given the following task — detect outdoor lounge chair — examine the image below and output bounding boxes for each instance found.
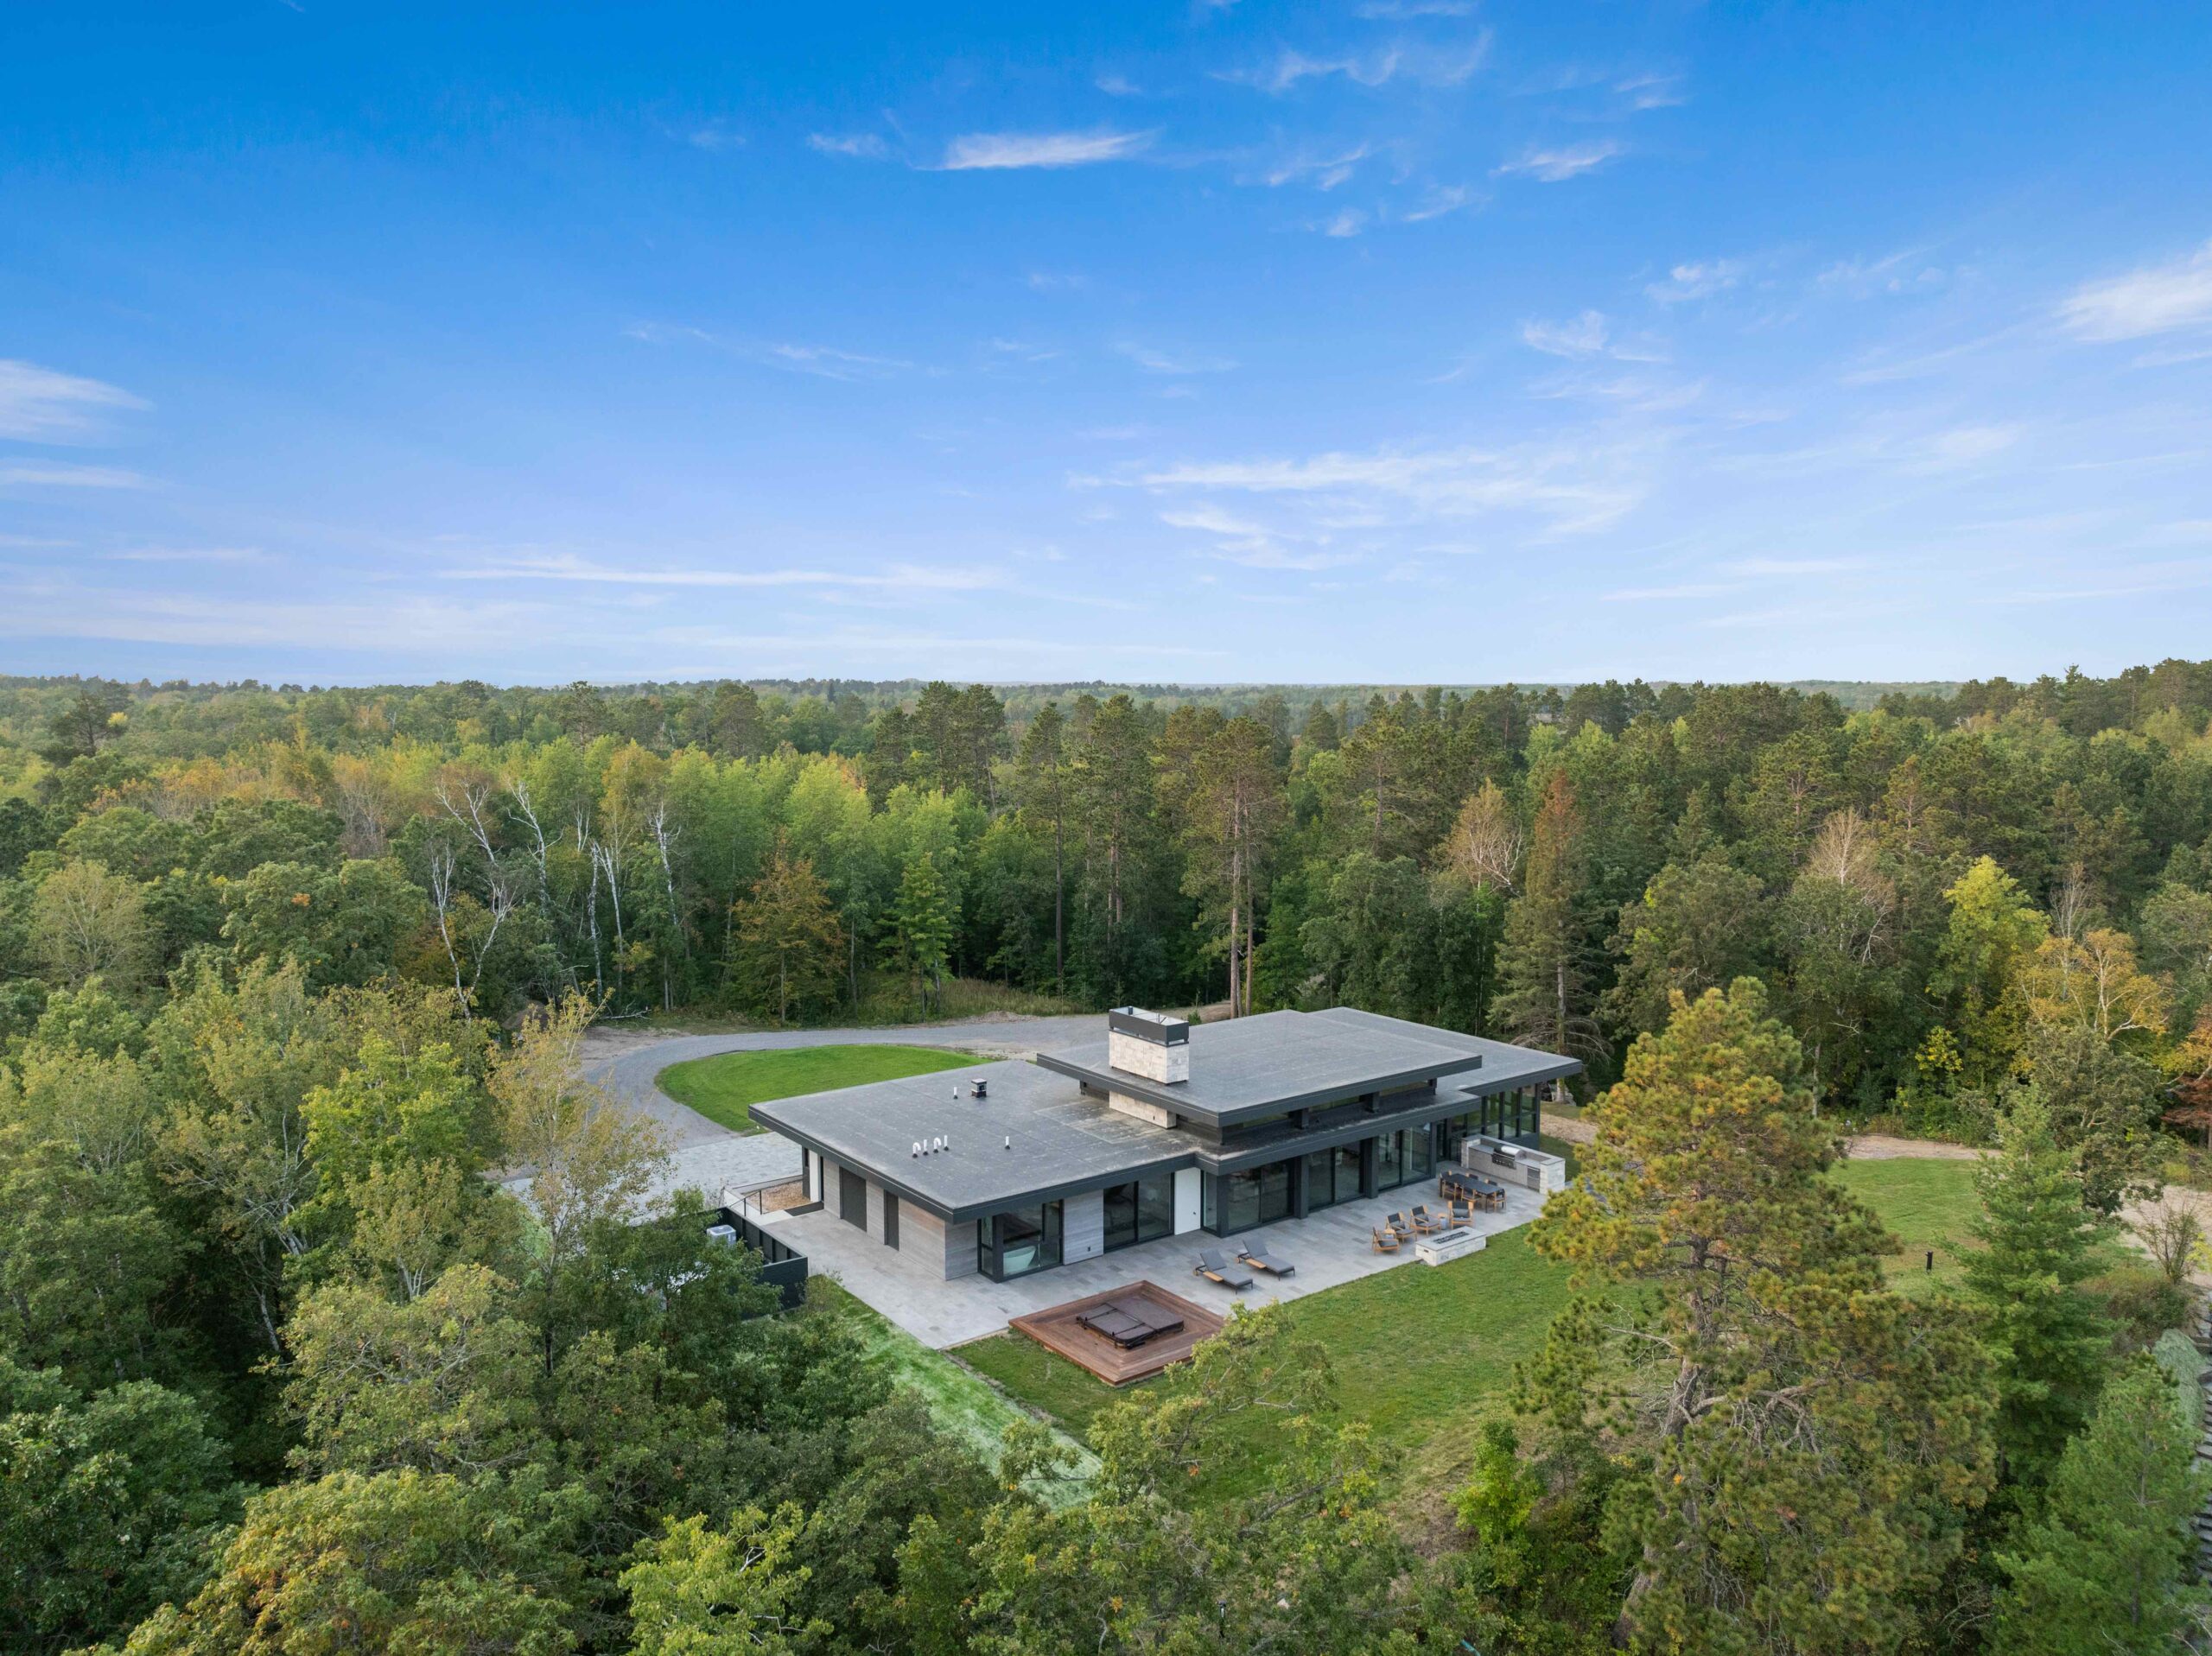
[1446,1199,1476,1228]
[1371,1225,1402,1253]
[1385,1211,1414,1240]
[1195,1248,1255,1291]
[1238,1240,1296,1277]
[1409,1204,1444,1234]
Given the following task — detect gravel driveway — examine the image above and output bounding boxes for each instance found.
[582,1012,1111,1150]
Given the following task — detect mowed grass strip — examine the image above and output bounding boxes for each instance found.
[956,1156,1988,1506]
[656,1043,987,1133]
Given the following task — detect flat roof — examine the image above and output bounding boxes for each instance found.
[1307,1006,1584,1096]
[1033,1008,1488,1126]
[750,1059,1192,1222]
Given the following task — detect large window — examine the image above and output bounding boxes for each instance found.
[1301,1141,1369,1213]
[1376,1129,1404,1190]
[979,1200,1064,1279]
[1103,1172,1176,1251]
[1407,1124,1435,1180]
[1206,1159,1294,1235]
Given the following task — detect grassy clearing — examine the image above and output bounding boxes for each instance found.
[812,1279,1098,1505]
[1832,1156,1983,1293]
[657,1044,986,1133]
[957,1156,1988,1507]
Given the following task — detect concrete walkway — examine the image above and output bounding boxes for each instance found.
[760,1177,1548,1349]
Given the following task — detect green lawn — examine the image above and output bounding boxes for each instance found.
[1832,1156,1983,1292]
[810,1279,1098,1506]
[657,1043,986,1133]
[955,1155,1990,1507]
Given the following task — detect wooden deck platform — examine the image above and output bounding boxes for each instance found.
[1007,1279,1227,1385]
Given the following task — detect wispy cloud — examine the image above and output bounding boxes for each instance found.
[1319,208,1367,238]
[624,323,915,380]
[1262,143,1375,190]
[1230,35,1488,94]
[1646,257,1743,303]
[439,552,1007,592]
[105,545,272,564]
[1602,581,1735,602]
[1816,248,1947,299]
[2057,238,2212,341]
[1136,440,1650,536]
[1159,505,1357,571]
[1242,48,1403,93]
[1354,0,1473,16]
[1492,139,1623,182]
[1095,73,1143,98]
[1116,342,1236,375]
[0,461,147,489]
[0,359,148,442]
[1616,73,1687,111]
[938,129,1154,170]
[808,131,889,160]
[1521,311,1611,358]
[1401,183,1478,223]
[683,120,745,152]
[1724,556,1866,577]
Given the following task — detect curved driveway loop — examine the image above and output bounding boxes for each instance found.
[584,1013,1109,1151]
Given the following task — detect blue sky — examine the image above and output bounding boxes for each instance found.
[4,2,2211,688]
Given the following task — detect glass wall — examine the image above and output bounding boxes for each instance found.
[1373,1125,1435,1193]
[1103,1172,1176,1251]
[978,1200,1064,1279]
[1434,1088,1546,1158]
[1301,1140,1366,1211]
[1204,1159,1294,1235]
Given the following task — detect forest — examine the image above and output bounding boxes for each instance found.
[7,660,2212,1653]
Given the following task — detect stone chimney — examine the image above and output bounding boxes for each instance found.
[1109,1007,1189,1077]
[1103,1008,1190,1126]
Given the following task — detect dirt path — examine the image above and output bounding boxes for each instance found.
[1543,1111,1986,1163]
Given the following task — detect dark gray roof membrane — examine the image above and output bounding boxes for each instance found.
[1035,1007,1492,1123]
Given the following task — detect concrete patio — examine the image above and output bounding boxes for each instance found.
[750,1176,1548,1348]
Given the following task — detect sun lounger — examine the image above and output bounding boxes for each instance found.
[1238,1240,1296,1277]
[1195,1248,1254,1291]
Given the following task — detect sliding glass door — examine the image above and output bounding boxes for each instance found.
[1103,1172,1176,1251]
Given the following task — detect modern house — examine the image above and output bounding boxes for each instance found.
[750,1006,1580,1285]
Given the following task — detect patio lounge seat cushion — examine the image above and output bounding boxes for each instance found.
[1195,1248,1255,1290]
[1239,1242,1296,1277]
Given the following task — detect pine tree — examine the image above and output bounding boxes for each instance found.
[1490,771,1608,1068]
[1529,980,1997,1654]
[1962,1094,2117,1488]
[1993,1358,2209,1654]
[1014,703,1070,993]
[1179,716,1286,1018]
